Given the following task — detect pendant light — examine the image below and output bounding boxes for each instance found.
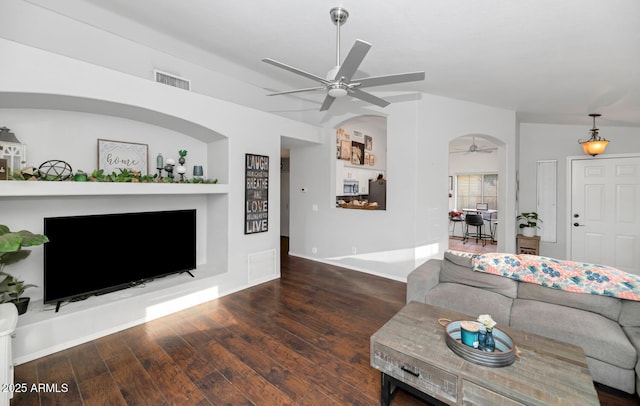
[578,114,609,156]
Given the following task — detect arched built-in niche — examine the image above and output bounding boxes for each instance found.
[335,115,387,210]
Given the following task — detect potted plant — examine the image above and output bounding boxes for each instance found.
[0,225,49,314]
[0,272,36,314]
[516,212,542,237]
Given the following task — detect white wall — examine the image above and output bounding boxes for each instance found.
[0,37,320,362]
[289,93,517,281]
[449,148,499,176]
[519,123,640,259]
[0,0,312,123]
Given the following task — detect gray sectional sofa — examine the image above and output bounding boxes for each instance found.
[407,250,640,396]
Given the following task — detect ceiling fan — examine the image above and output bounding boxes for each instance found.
[450,137,498,154]
[262,7,425,111]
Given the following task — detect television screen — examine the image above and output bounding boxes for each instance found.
[44,209,196,308]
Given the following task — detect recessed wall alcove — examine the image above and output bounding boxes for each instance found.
[0,92,231,364]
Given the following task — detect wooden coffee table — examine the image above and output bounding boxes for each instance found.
[370,302,599,406]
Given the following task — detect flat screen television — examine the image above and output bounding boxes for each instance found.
[44,209,196,311]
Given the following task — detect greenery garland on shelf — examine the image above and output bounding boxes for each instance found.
[11,168,218,184]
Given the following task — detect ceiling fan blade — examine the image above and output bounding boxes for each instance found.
[320,95,337,111]
[354,71,425,88]
[333,40,371,81]
[267,86,326,96]
[262,58,330,85]
[349,88,390,108]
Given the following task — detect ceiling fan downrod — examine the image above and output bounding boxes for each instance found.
[330,7,349,69]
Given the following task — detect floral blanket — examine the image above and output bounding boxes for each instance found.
[471,253,640,301]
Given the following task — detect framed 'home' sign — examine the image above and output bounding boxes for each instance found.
[98,139,148,175]
[245,153,269,234]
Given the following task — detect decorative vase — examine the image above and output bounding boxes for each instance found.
[522,226,536,237]
[484,328,495,352]
[477,329,487,351]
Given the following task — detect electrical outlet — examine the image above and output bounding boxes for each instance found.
[352,246,357,254]
[312,247,318,254]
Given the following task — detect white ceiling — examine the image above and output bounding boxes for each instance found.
[25,0,640,128]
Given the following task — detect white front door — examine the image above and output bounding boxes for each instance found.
[570,156,640,275]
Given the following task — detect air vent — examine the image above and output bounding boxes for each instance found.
[248,249,276,283]
[154,70,191,91]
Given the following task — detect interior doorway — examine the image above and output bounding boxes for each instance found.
[448,135,500,254]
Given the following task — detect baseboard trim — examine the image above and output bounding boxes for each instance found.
[288,252,408,283]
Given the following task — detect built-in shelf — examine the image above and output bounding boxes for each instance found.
[14,263,228,364]
[0,181,229,197]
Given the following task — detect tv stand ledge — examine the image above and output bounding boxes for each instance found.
[13,263,230,364]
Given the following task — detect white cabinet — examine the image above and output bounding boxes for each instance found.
[0,304,18,406]
[336,160,382,197]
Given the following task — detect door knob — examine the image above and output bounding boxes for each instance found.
[573,223,585,227]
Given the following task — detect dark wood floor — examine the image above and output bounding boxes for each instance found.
[11,242,640,405]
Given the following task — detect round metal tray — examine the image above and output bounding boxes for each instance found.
[442,320,517,368]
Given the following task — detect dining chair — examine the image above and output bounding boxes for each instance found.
[463,213,490,246]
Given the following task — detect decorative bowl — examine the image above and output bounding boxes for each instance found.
[441,319,517,368]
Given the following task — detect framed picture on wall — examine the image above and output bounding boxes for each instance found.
[97,139,149,175]
[352,130,364,143]
[351,141,364,165]
[340,140,351,160]
[365,135,373,150]
[368,153,375,166]
[336,127,344,144]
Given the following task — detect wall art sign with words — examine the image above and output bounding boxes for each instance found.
[98,139,149,175]
[245,153,269,234]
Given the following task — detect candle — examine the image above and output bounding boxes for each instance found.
[156,153,163,169]
[193,165,204,177]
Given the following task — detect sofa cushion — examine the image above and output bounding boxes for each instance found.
[585,356,636,395]
[424,283,512,326]
[623,326,640,394]
[517,282,622,321]
[511,299,637,369]
[623,327,640,370]
[441,252,518,299]
[444,250,474,267]
[619,300,640,327]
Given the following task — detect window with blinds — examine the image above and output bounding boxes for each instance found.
[456,173,498,210]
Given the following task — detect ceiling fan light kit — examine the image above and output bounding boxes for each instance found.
[328,84,348,98]
[579,114,610,157]
[262,6,425,111]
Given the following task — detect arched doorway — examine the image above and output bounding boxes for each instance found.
[448,134,501,254]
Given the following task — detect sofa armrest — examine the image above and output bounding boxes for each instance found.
[407,259,442,304]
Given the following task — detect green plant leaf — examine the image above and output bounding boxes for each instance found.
[14,230,49,247]
[0,250,31,265]
[0,233,22,253]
